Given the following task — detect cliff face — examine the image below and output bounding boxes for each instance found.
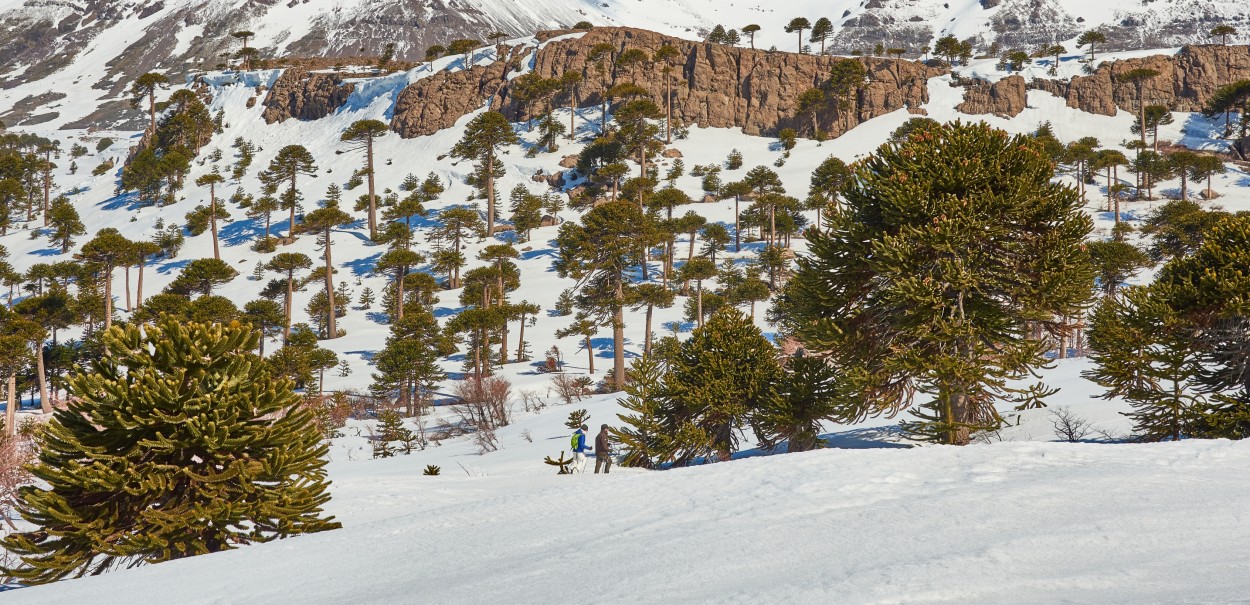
[261,67,356,124]
[390,28,945,140]
[391,45,527,138]
[957,75,1027,118]
[1030,45,1250,116]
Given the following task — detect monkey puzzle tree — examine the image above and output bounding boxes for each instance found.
[267,252,313,343]
[555,199,652,390]
[1076,30,1106,61]
[301,202,354,340]
[775,121,1095,445]
[129,72,169,134]
[1119,68,1160,146]
[742,24,761,50]
[1,318,339,584]
[76,228,133,331]
[261,145,317,240]
[341,119,388,239]
[451,111,517,236]
[784,18,811,53]
[194,172,226,260]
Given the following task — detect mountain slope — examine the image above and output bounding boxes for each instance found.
[3,0,1248,128]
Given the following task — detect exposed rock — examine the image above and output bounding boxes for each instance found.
[956,75,1027,118]
[507,28,945,139]
[662,148,684,158]
[245,97,256,109]
[390,45,527,138]
[491,224,515,234]
[546,171,566,188]
[261,67,355,124]
[389,27,945,141]
[701,194,717,204]
[540,215,560,227]
[559,155,580,168]
[1028,45,1250,116]
[531,173,547,183]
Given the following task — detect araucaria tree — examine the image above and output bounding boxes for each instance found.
[1,318,339,584]
[302,200,354,339]
[784,18,811,53]
[663,308,782,463]
[341,119,388,239]
[261,145,318,240]
[451,111,518,236]
[554,199,652,390]
[775,121,1095,445]
[372,307,451,416]
[129,72,169,134]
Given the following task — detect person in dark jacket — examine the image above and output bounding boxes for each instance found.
[594,424,613,474]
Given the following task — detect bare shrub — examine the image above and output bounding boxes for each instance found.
[1050,407,1092,442]
[550,373,592,405]
[521,428,533,443]
[519,389,548,413]
[454,376,514,429]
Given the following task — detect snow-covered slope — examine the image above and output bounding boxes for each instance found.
[2,33,1248,406]
[7,424,1250,603]
[3,0,1249,128]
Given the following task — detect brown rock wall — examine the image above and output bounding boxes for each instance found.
[956,75,1027,118]
[261,67,355,124]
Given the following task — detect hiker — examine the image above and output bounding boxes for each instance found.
[595,424,613,474]
[570,424,591,474]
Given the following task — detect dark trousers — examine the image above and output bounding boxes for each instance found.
[595,453,612,474]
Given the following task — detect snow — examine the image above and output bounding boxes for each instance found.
[2,10,1250,600]
[6,424,1250,603]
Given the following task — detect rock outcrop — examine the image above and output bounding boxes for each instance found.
[1028,45,1250,116]
[389,28,945,140]
[390,45,526,138]
[956,75,1027,118]
[261,68,355,124]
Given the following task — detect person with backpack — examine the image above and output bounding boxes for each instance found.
[594,424,613,474]
[569,424,591,474]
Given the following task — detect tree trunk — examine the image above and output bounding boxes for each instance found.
[288,176,298,239]
[396,271,405,321]
[103,266,114,331]
[665,75,673,144]
[284,274,294,343]
[324,228,337,339]
[486,148,496,236]
[5,374,15,435]
[210,182,220,261]
[367,136,377,240]
[644,303,655,357]
[613,276,625,390]
[586,334,595,375]
[36,342,49,414]
[124,265,132,311]
[734,196,741,252]
[516,312,527,361]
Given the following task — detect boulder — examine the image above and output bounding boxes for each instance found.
[662,148,684,158]
[559,155,580,168]
[540,215,560,227]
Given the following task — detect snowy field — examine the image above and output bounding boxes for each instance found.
[2,19,1250,602]
[6,416,1250,603]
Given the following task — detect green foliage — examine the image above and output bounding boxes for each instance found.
[613,356,670,468]
[754,355,843,453]
[1,318,339,584]
[565,408,590,429]
[423,464,442,476]
[663,309,782,463]
[776,121,1094,445]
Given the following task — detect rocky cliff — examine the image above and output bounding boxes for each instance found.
[391,46,528,138]
[957,75,1027,118]
[391,28,944,140]
[261,68,356,124]
[1029,45,1250,116]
